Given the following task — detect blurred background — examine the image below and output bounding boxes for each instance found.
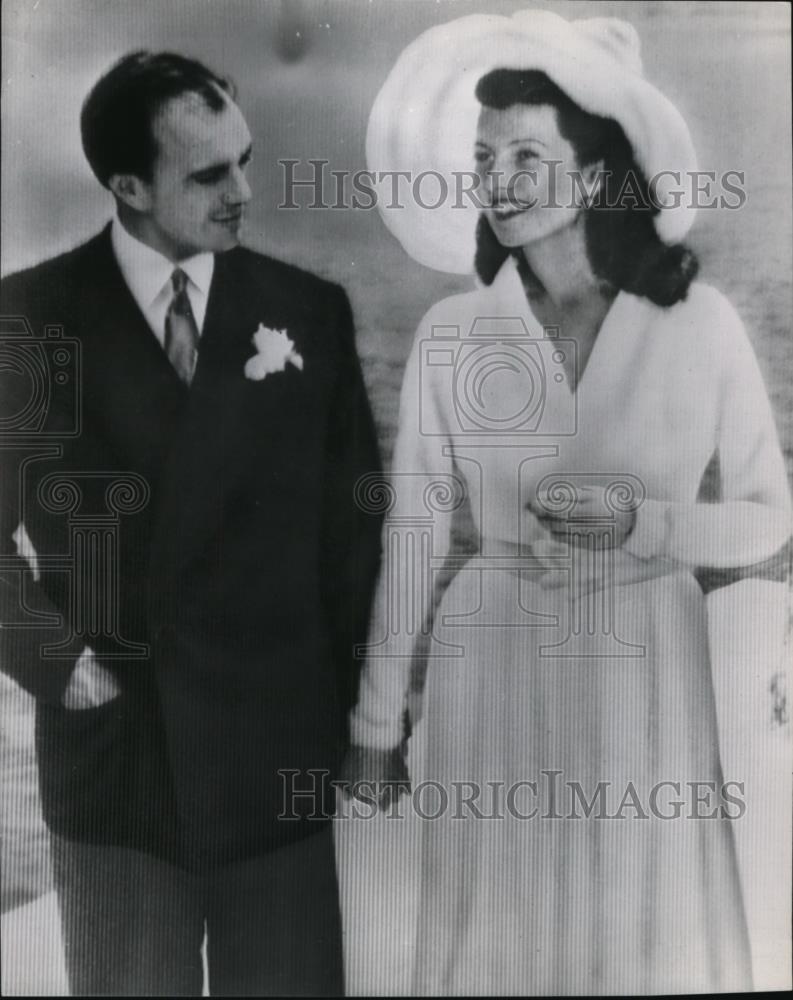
[2,0,791,993]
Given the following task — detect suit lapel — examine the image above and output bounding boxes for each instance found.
[71,230,318,598]
[148,249,268,578]
[148,248,324,583]
[76,227,188,482]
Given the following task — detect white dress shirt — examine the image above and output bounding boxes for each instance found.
[110,216,215,342]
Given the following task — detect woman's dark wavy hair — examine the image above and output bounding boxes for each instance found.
[474,69,698,307]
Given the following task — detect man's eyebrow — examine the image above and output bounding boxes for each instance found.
[189,160,228,177]
[189,144,253,177]
[474,139,548,149]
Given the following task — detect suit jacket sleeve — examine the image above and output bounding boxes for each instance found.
[319,287,383,741]
[1,271,81,704]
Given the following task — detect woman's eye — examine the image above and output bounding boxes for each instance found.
[516,149,539,164]
[474,149,493,166]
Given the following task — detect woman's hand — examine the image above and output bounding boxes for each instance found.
[339,744,410,810]
[527,486,637,549]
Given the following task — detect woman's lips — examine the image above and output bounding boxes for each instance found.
[490,200,535,220]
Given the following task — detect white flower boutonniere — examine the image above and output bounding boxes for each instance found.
[244,324,304,380]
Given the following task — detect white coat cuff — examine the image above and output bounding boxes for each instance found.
[623,499,671,559]
[349,711,403,750]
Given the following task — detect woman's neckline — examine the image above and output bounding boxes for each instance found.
[492,257,626,397]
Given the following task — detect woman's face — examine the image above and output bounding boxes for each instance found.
[474,103,588,249]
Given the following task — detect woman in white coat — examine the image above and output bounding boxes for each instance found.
[345,10,791,995]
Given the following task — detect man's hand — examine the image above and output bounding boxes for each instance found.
[62,647,121,709]
[339,744,410,811]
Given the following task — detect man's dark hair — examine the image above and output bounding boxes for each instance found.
[474,69,698,307]
[81,50,236,188]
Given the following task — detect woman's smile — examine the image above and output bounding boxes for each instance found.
[489,199,536,220]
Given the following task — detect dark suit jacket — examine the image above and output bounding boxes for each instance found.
[0,225,383,869]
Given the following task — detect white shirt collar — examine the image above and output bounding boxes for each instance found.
[110,216,215,341]
[111,216,214,302]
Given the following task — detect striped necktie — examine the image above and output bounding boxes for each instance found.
[164,268,199,383]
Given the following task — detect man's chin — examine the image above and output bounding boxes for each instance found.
[213,225,244,252]
[214,233,242,252]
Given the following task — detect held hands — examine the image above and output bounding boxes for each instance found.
[62,646,121,709]
[339,744,410,811]
[526,485,637,550]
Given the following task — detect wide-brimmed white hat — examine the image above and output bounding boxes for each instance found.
[366,8,697,274]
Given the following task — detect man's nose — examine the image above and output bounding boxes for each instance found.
[225,168,252,206]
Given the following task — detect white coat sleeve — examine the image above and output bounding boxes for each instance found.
[625,291,791,567]
[350,308,460,748]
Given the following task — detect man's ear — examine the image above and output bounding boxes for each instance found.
[107,174,152,212]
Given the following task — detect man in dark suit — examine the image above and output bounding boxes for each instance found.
[0,51,382,996]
